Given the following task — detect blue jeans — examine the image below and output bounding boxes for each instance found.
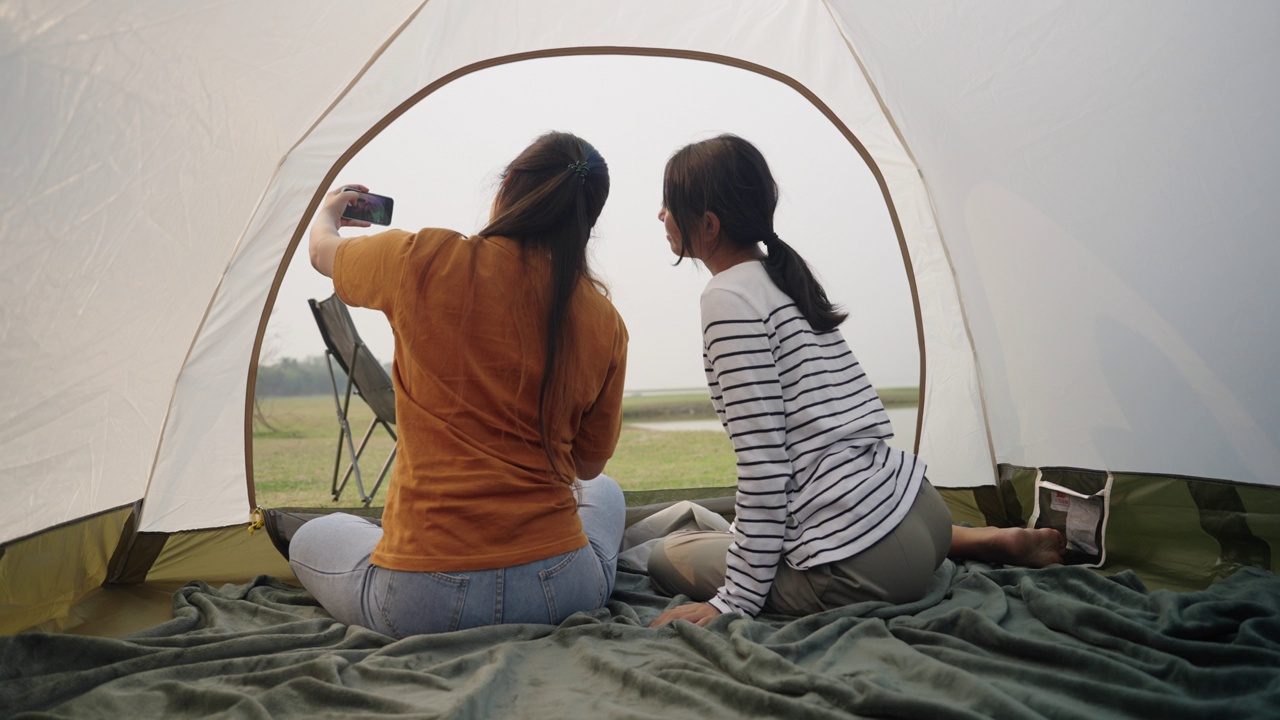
[289,475,626,637]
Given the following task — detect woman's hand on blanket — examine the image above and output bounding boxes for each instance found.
[650,602,721,628]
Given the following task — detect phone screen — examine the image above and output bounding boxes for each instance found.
[341,190,395,226]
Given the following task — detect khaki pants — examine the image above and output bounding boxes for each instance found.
[648,481,952,616]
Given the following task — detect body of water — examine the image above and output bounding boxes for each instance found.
[629,407,920,451]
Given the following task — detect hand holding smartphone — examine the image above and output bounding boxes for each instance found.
[340,187,395,226]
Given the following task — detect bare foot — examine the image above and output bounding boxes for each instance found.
[994,527,1066,568]
[951,526,1067,568]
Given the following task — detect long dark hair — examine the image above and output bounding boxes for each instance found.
[663,134,846,331]
[478,132,609,476]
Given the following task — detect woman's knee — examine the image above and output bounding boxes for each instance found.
[646,532,731,601]
[290,512,382,571]
[577,473,624,513]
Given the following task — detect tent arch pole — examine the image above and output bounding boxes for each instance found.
[245,46,929,502]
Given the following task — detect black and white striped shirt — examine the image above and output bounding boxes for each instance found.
[702,261,925,617]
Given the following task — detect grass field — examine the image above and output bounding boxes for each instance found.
[252,389,917,508]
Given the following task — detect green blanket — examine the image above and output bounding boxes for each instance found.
[3,564,1279,719]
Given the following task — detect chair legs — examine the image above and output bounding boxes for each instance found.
[323,350,396,507]
[333,418,397,507]
[366,440,397,504]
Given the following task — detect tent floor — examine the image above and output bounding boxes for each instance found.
[53,523,298,638]
[45,486,1270,637]
[59,582,203,638]
[58,554,1226,639]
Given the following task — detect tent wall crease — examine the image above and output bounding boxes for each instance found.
[144,0,988,533]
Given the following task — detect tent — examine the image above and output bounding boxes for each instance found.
[3,0,1278,639]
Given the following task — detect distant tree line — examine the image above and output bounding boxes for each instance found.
[258,355,399,397]
[255,356,337,396]
[256,356,397,397]
[257,356,394,397]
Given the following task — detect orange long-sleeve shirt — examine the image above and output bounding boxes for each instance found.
[335,228,627,572]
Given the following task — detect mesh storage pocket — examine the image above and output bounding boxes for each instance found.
[1028,471,1113,568]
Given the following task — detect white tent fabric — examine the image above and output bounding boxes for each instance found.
[3,1,1277,545]
[1,1,426,542]
[836,1,1280,485]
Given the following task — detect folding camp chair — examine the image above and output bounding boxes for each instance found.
[308,294,397,506]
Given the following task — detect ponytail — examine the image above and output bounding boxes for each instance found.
[761,233,847,332]
[664,135,846,332]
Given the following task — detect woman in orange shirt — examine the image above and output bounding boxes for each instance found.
[292,132,629,637]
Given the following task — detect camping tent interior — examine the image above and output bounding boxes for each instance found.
[2,1,1279,716]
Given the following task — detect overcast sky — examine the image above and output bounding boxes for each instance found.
[268,55,918,392]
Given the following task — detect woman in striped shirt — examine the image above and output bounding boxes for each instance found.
[649,135,1064,627]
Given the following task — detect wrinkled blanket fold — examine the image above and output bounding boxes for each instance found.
[3,563,1279,719]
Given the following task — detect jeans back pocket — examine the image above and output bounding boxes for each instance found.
[537,548,606,624]
[369,566,470,637]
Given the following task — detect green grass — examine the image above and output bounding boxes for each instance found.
[605,425,736,491]
[876,386,920,408]
[252,389,917,508]
[252,395,397,508]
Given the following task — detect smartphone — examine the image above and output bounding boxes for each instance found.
[340,189,395,226]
